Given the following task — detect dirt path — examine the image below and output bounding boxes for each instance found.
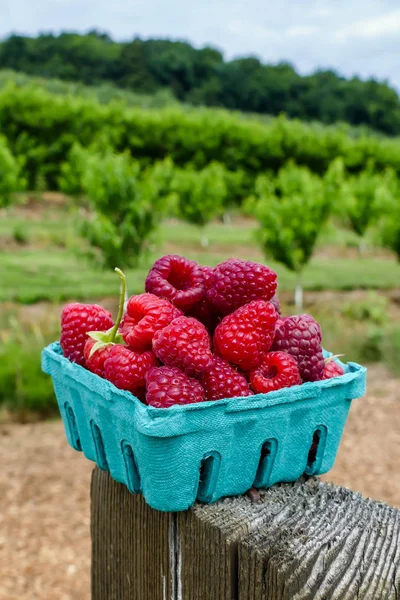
[1,365,399,600]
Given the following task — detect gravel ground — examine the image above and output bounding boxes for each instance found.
[1,365,399,600]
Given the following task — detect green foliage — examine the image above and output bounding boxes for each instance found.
[12,222,29,244]
[170,162,228,227]
[0,327,57,417]
[377,168,400,260]
[251,162,332,273]
[0,135,25,206]
[1,32,400,135]
[4,83,400,193]
[343,163,383,239]
[342,293,389,326]
[78,149,164,269]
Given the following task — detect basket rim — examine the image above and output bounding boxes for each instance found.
[42,340,367,422]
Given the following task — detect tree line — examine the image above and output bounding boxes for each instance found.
[1,31,400,136]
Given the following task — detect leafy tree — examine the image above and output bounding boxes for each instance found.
[170,162,227,246]
[377,169,400,261]
[250,162,332,309]
[78,149,164,270]
[343,162,383,253]
[0,136,25,207]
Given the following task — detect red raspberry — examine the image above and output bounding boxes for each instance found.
[272,314,324,382]
[206,259,277,315]
[84,338,114,377]
[120,293,182,351]
[145,254,206,310]
[104,345,156,392]
[199,356,252,400]
[250,351,301,394]
[322,359,345,379]
[145,366,204,408]
[153,316,213,376]
[213,300,277,371]
[60,303,113,366]
[187,265,221,334]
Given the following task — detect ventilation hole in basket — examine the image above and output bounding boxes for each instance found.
[121,441,141,493]
[90,421,108,471]
[197,452,221,503]
[64,402,81,451]
[253,438,278,488]
[305,426,327,475]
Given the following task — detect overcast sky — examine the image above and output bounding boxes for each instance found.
[1,0,400,89]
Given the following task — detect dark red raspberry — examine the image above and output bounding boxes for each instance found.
[213,300,277,371]
[186,265,221,334]
[206,259,277,315]
[104,345,156,392]
[60,303,113,366]
[145,254,206,310]
[145,366,205,408]
[153,316,213,376]
[250,351,301,394]
[270,294,281,316]
[84,338,114,377]
[272,314,324,382]
[199,356,252,400]
[120,293,182,351]
[322,359,345,379]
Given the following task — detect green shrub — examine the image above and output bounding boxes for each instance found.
[0,134,25,206]
[0,331,57,418]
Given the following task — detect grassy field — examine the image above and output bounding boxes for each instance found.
[1,201,400,304]
[1,196,400,419]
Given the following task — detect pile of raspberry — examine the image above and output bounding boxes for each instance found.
[60,255,344,408]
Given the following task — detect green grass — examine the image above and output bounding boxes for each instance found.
[2,247,400,304]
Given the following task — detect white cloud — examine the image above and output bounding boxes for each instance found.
[286,25,319,38]
[336,8,400,40]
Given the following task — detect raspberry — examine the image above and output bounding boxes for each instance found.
[187,265,221,334]
[120,293,182,351]
[213,300,277,371]
[322,359,345,379]
[199,356,252,400]
[145,254,206,310]
[84,338,113,377]
[145,366,204,408]
[270,294,281,317]
[206,259,277,315]
[272,314,324,382]
[153,316,213,376]
[60,303,113,366]
[250,351,301,394]
[104,345,156,392]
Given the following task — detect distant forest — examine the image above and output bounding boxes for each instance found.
[1,30,400,136]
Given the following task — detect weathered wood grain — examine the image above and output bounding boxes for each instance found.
[91,468,400,600]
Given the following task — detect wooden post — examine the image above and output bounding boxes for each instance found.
[91,467,400,599]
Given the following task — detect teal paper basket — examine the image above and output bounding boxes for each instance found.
[42,342,366,512]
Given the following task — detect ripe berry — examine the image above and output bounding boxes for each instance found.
[250,351,301,394]
[270,294,281,316]
[187,265,220,334]
[199,356,252,400]
[213,300,277,371]
[322,359,345,379]
[104,345,156,392]
[60,303,113,366]
[207,258,277,315]
[120,293,182,351]
[272,314,324,382]
[153,316,213,376]
[145,366,204,408]
[84,338,113,377]
[145,254,206,310]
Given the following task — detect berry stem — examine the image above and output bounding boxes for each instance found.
[109,267,127,342]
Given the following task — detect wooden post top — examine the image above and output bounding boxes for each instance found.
[91,468,400,599]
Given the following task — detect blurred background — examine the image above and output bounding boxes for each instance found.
[1,1,400,598]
